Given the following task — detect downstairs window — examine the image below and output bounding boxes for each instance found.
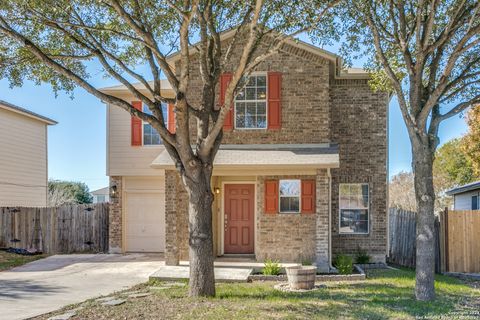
[339,184,369,234]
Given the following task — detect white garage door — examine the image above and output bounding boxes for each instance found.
[126,192,165,252]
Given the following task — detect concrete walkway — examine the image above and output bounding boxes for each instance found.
[0,254,164,320]
[150,266,253,283]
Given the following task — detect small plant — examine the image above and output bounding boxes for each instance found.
[355,247,371,264]
[263,259,281,276]
[334,255,354,275]
[301,259,313,266]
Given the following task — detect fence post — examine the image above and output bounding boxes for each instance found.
[444,207,449,273]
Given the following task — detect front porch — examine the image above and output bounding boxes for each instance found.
[150,256,302,283]
[153,144,339,273]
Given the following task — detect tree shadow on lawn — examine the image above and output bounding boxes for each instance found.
[213,269,477,319]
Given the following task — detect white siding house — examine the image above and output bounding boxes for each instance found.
[90,187,110,203]
[0,100,56,207]
[446,181,480,210]
[100,81,173,253]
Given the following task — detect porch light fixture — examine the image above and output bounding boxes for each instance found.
[110,184,118,198]
[214,187,221,194]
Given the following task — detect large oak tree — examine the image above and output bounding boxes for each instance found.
[341,0,479,300]
[0,0,338,296]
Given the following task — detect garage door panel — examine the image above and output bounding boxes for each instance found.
[126,225,165,237]
[127,237,164,253]
[126,192,165,252]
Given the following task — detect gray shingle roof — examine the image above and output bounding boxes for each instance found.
[446,181,480,196]
[151,144,339,170]
[0,100,57,125]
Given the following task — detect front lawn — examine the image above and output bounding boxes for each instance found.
[0,250,45,271]
[39,268,480,320]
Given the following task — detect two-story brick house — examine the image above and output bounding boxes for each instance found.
[100,30,389,271]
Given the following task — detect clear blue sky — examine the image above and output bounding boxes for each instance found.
[0,42,468,192]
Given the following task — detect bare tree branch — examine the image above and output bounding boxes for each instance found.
[440,96,480,121]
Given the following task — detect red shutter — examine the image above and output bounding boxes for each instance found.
[301,180,316,214]
[131,101,142,146]
[267,72,282,130]
[265,180,279,214]
[167,103,175,133]
[220,73,234,131]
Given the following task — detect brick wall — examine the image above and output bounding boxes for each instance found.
[109,176,122,253]
[165,171,331,265]
[329,79,389,262]
[255,171,329,268]
[164,170,189,264]
[178,38,331,145]
[160,36,389,264]
[256,175,317,263]
[315,169,330,271]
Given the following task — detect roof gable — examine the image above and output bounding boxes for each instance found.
[0,100,57,125]
[166,29,368,79]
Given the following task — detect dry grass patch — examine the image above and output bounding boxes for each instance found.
[0,250,45,271]
[36,268,480,320]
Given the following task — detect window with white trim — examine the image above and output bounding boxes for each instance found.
[279,180,300,213]
[142,103,168,145]
[339,184,369,234]
[472,195,479,210]
[235,74,267,129]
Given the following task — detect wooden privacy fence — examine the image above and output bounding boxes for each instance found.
[0,203,109,254]
[388,208,442,273]
[445,210,480,273]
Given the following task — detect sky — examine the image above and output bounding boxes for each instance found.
[0,42,468,192]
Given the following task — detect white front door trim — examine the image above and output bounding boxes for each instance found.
[220,179,257,256]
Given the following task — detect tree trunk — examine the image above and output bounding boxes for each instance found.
[412,140,436,301]
[184,166,216,297]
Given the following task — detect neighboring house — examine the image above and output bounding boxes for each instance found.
[446,181,480,210]
[91,187,110,203]
[0,100,57,207]
[100,31,389,271]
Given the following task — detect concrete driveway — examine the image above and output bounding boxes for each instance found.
[0,253,164,320]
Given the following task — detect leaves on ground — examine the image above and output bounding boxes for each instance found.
[35,268,480,320]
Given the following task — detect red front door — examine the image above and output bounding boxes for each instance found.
[224,184,255,254]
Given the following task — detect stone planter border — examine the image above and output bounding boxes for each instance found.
[248,265,366,282]
[355,263,388,270]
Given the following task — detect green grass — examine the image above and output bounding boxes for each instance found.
[0,250,45,271]
[37,268,480,320]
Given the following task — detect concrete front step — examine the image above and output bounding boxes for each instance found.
[149,266,253,283]
[179,260,301,273]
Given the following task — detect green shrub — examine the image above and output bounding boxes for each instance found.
[334,255,354,275]
[355,247,371,264]
[301,259,313,266]
[263,259,281,275]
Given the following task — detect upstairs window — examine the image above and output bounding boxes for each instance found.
[142,103,168,145]
[235,74,267,129]
[339,184,369,234]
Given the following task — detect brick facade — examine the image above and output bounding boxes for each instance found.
[109,176,122,253]
[164,170,189,264]
[256,175,318,263]
[181,38,331,145]
[165,171,331,266]
[329,79,389,262]
[112,35,388,266]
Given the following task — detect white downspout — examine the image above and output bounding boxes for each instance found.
[328,168,333,271]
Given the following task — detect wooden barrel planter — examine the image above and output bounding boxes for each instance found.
[285,266,317,290]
